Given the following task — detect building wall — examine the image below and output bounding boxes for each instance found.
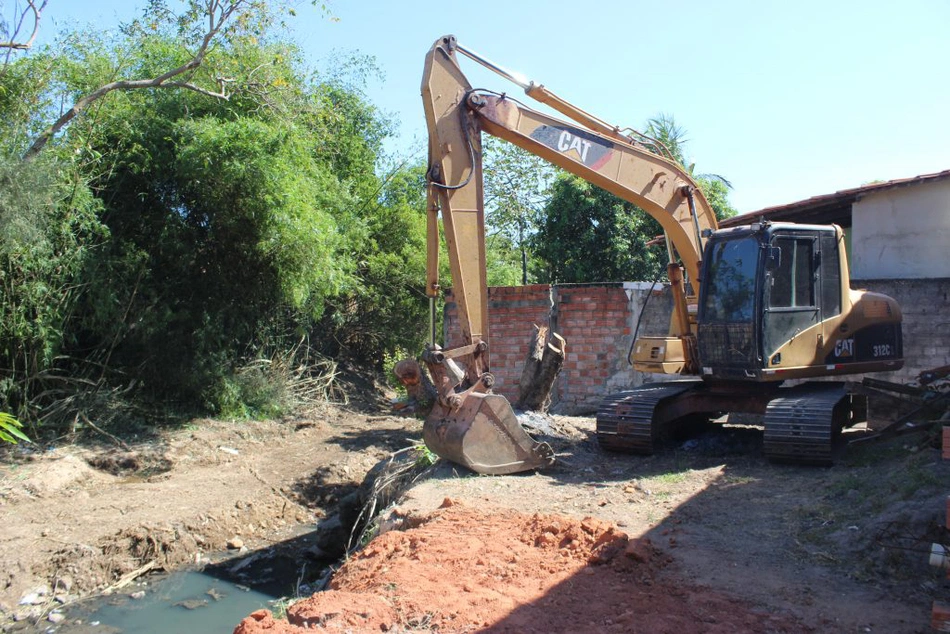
[852,180,950,279]
[444,282,665,414]
[851,277,950,384]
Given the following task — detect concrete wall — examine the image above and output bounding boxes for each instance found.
[852,179,950,279]
[851,277,950,384]
[444,282,667,414]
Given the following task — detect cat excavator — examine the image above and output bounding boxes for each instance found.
[401,35,904,474]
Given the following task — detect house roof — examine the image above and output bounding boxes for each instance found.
[718,169,950,228]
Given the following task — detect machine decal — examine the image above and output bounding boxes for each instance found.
[833,337,854,358]
[529,125,613,170]
[825,324,902,364]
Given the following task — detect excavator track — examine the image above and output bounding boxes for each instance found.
[763,383,854,465]
[595,381,700,453]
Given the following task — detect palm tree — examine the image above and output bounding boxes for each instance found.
[643,113,732,189]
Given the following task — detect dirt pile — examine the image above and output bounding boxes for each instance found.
[234,499,805,633]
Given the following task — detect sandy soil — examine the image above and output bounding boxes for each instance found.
[1,399,948,633]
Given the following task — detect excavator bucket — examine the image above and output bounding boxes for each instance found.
[423,392,555,475]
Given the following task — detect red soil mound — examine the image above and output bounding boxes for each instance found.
[234,499,804,633]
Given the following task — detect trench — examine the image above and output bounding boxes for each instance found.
[39,449,433,633]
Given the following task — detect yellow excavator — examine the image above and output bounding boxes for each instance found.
[400,35,903,474]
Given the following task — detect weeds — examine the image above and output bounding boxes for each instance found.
[645,470,691,486]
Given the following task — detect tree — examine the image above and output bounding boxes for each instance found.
[0,1,431,425]
[317,160,431,366]
[534,174,666,283]
[533,114,736,284]
[0,0,45,72]
[482,136,555,284]
[20,0,331,160]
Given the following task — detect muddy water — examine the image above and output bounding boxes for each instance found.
[53,569,291,633]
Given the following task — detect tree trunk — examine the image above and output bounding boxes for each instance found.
[393,359,437,416]
[516,325,566,413]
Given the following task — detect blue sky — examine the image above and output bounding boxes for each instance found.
[42,0,950,214]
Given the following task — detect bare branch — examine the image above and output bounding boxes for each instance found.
[0,0,45,50]
[1,0,46,80]
[22,0,250,161]
[165,79,230,100]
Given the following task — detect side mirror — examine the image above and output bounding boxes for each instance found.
[765,246,782,272]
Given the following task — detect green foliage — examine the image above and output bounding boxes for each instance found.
[318,161,430,366]
[0,154,105,416]
[696,176,738,222]
[533,114,736,283]
[533,174,666,283]
[414,443,439,468]
[485,233,524,287]
[0,411,29,444]
[0,2,432,426]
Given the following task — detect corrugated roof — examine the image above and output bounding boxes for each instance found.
[719,169,950,228]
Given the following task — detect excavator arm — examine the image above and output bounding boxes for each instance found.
[407,35,720,474]
[423,37,721,376]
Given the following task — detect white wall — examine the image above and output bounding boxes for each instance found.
[851,179,950,279]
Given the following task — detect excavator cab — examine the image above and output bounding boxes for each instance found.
[697,221,902,381]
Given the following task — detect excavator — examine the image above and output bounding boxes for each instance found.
[399,35,904,474]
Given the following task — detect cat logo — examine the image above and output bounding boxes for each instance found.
[529,125,613,170]
[556,131,593,162]
[834,337,854,358]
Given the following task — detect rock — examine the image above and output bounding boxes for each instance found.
[303,545,329,559]
[18,586,49,606]
[54,575,73,593]
[314,516,348,557]
[206,588,225,601]
[13,608,38,621]
[130,591,146,600]
[48,612,65,624]
[227,537,244,550]
[175,598,209,610]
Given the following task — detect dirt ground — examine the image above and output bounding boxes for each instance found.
[2,391,948,632]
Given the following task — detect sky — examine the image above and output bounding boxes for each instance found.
[38,0,950,215]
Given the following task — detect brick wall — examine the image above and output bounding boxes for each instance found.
[443,278,948,414]
[444,282,666,414]
[444,285,555,403]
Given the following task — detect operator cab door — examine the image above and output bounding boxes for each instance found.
[762,231,823,367]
